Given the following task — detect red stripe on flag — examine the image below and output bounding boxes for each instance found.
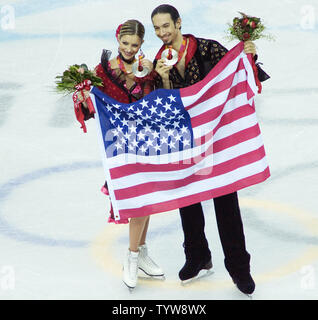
[212,124,260,153]
[114,146,266,200]
[190,81,250,128]
[180,42,245,98]
[117,166,270,219]
[184,60,246,111]
[194,104,256,146]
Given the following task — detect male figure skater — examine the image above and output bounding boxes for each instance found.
[151,4,269,295]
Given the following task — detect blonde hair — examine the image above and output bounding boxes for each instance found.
[118,19,145,40]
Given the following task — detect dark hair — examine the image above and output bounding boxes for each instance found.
[151,4,180,25]
[119,19,145,40]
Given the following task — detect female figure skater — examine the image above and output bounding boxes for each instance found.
[80,19,164,290]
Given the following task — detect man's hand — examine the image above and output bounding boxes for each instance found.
[244,40,256,56]
[155,58,173,81]
[155,58,173,89]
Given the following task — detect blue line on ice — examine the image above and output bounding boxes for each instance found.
[0,161,101,248]
[0,160,179,248]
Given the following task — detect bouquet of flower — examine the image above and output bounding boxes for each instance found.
[55,63,103,94]
[55,64,103,133]
[225,13,273,94]
[226,12,273,42]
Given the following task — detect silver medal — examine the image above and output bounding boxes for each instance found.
[132,61,149,78]
[161,48,178,66]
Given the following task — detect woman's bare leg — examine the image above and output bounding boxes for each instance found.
[139,216,150,246]
[129,216,149,252]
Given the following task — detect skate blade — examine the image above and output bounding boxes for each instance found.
[138,268,166,281]
[122,280,136,292]
[181,269,214,286]
[233,281,254,299]
[237,290,253,299]
[235,287,253,299]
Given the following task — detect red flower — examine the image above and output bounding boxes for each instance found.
[250,21,257,29]
[242,18,249,27]
[116,24,123,41]
[243,32,250,40]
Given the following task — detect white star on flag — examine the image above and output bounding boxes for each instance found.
[162,102,172,111]
[140,99,149,108]
[149,105,157,114]
[168,94,176,102]
[154,96,163,105]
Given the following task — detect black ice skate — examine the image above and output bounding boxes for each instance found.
[179,247,213,284]
[232,272,255,296]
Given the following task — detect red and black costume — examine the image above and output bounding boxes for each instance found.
[153,34,269,283]
[83,50,154,119]
[154,34,269,89]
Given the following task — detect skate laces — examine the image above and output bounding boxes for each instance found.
[139,246,159,268]
[129,252,139,277]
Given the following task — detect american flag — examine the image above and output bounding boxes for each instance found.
[91,41,270,222]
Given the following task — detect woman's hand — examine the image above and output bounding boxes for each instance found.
[77,90,90,108]
[244,40,256,56]
[141,59,154,73]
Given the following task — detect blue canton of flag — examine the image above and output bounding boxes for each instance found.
[91,87,194,157]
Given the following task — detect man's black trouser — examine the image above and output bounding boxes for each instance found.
[179,192,251,277]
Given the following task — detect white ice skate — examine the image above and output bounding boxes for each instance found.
[123,249,139,291]
[138,244,165,278]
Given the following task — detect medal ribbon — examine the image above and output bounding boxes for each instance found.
[138,50,145,72]
[117,55,136,74]
[166,36,187,65]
